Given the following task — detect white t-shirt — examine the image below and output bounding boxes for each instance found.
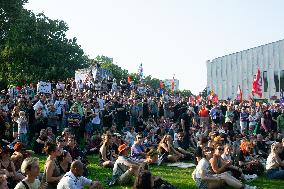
[57,171,92,189]
[54,100,65,115]
[14,179,41,189]
[97,98,105,110]
[92,108,101,124]
[195,158,210,179]
[16,117,28,134]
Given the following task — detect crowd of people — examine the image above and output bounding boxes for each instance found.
[0,76,284,189]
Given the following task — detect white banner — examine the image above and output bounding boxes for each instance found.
[37,81,52,94]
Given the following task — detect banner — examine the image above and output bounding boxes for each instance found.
[37,81,51,94]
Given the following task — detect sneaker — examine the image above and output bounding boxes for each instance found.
[244,174,257,182]
[244,184,257,189]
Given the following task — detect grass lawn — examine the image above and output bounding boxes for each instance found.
[37,155,283,189]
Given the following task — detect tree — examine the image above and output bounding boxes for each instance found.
[0,0,88,86]
[94,55,128,81]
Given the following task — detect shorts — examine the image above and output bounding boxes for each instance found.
[118,170,133,185]
[195,178,208,189]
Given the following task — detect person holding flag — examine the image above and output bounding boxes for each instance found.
[237,85,243,102]
[171,75,175,90]
[138,63,143,81]
[251,68,262,98]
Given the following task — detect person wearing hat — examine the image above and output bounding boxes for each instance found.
[112,144,140,185]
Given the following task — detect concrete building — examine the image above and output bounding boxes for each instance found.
[206,39,284,100]
[163,79,179,91]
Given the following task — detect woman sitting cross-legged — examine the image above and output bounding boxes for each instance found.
[131,135,146,161]
[112,144,140,185]
[193,146,257,189]
[239,141,264,176]
[210,144,244,180]
[99,133,114,168]
[266,142,284,179]
[157,135,183,163]
[211,143,256,181]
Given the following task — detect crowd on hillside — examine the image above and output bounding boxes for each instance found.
[0,77,284,189]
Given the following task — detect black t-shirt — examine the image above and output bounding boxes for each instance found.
[176,139,188,150]
[181,112,192,132]
[102,110,113,128]
[220,105,227,116]
[194,146,203,164]
[239,150,250,163]
[206,104,213,111]
[256,141,268,154]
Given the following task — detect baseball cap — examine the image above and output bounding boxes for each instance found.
[118,144,129,154]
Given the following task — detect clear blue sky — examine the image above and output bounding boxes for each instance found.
[25,0,284,94]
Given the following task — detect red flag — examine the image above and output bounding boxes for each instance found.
[171,76,175,90]
[189,96,195,105]
[237,85,242,102]
[127,75,131,83]
[160,81,164,89]
[251,68,262,97]
[195,95,201,103]
[213,95,219,103]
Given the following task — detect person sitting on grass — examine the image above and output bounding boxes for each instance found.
[14,157,47,189]
[193,147,257,189]
[58,150,72,175]
[0,175,8,189]
[238,140,264,176]
[210,143,254,181]
[33,129,48,155]
[173,131,194,160]
[158,135,184,163]
[57,160,103,189]
[133,170,154,189]
[144,149,159,164]
[112,144,140,185]
[266,142,284,179]
[0,146,23,188]
[99,133,114,167]
[131,135,146,161]
[42,142,64,189]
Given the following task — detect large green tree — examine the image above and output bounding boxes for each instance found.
[0,0,88,87]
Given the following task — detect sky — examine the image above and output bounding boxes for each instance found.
[25,0,284,94]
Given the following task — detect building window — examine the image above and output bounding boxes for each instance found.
[263,71,268,92]
[274,71,279,92]
[280,70,284,91]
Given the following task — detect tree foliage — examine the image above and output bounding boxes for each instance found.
[0,0,88,86]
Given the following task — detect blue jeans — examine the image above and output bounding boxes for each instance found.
[267,168,284,179]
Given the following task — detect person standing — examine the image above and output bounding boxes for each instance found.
[277,109,284,134]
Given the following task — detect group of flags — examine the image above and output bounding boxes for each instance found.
[127,64,176,94]
[205,68,263,103]
[234,68,262,102]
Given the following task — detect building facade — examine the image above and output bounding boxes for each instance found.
[206,39,284,100]
[163,79,179,91]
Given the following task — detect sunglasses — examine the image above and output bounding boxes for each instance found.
[217,148,224,151]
